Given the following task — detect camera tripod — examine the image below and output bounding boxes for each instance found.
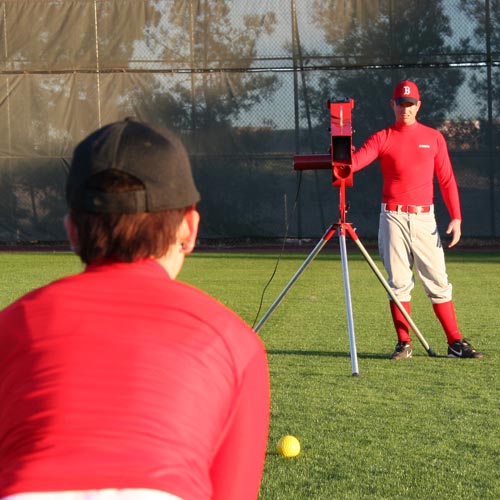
[254,178,436,376]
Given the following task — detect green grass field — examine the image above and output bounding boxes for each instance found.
[1,248,499,499]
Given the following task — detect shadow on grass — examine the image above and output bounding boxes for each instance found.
[267,349,388,360]
[267,349,449,360]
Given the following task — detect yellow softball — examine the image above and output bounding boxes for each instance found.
[276,435,301,457]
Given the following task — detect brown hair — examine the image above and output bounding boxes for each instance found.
[70,170,187,264]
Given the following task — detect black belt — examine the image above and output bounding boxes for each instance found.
[384,204,431,214]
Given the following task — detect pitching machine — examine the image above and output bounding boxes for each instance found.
[254,99,435,376]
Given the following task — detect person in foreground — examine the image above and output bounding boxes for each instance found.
[0,119,270,500]
[352,80,483,360]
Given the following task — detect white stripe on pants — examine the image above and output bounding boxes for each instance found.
[378,204,453,303]
[1,489,183,500]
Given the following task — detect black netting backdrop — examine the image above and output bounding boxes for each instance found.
[0,0,498,243]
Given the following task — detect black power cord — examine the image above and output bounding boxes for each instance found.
[252,172,303,331]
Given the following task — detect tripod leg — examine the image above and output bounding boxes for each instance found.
[350,236,437,357]
[338,230,360,376]
[254,226,336,333]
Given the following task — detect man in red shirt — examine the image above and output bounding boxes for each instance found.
[352,80,483,360]
[0,119,270,500]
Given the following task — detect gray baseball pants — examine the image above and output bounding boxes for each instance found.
[378,204,453,304]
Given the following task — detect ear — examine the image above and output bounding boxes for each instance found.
[64,213,80,252]
[177,207,200,254]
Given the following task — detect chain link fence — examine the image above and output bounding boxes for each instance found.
[0,0,498,244]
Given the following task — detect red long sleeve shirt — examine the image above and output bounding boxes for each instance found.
[0,259,270,500]
[352,121,462,220]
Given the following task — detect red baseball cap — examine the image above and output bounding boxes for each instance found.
[392,80,420,105]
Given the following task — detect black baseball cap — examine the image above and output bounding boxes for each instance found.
[66,118,200,213]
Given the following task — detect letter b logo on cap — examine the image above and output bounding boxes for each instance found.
[393,80,420,104]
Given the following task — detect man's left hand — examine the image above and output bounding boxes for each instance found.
[446,219,462,248]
